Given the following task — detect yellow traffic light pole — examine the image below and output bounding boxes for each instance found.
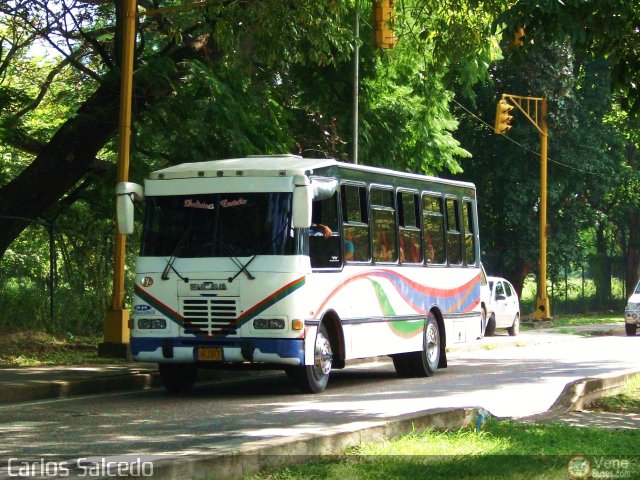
[495,94,551,320]
[100,0,137,358]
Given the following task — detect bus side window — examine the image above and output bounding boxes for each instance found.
[371,187,397,263]
[398,191,422,264]
[309,194,340,268]
[446,198,462,265]
[463,200,477,266]
[341,184,370,263]
[422,194,446,264]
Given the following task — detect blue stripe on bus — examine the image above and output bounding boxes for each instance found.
[131,336,305,362]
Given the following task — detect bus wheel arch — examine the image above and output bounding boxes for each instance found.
[320,310,345,369]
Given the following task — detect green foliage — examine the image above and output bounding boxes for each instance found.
[2,0,639,334]
[245,422,640,480]
[498,0,640,114]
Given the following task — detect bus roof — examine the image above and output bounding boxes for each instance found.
[149,155,475,190]
[150,155,335,180]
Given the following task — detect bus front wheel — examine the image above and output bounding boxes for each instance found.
[290,323,333,393]
[159,363,197,394]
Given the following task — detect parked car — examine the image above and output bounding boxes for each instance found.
[485,276,520,336]
[624,281,640,336]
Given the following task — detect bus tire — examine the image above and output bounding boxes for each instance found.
[393,313,440,378]
[485,313,496,337]
[291,323,332,393]
[392,353,415,378]
[414,313,440,377]
[159,363,197,394]
[625,323,637,336]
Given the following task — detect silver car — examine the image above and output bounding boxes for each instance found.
[624,281,640,336]
[485,276,521,336]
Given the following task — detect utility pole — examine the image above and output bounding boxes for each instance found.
[352,0,360,165]
[100,0,137,358]
[494,94,551,320]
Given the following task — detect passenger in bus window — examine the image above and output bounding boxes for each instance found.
[425,238,435,263]
[344,240,355,262]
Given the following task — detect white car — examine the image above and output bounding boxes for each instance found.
[484,276,520,336]
[624,281,640,336]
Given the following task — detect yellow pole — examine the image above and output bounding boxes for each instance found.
[100,0,137,357]
[534,98,551,319]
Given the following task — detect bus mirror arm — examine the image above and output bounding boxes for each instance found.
[115,182,144,235]
[292,175,312,229]
[311,177,338,201]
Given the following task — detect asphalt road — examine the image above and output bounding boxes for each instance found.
[1,330,639,477]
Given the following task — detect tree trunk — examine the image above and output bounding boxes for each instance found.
[0,33,218,260]
[0,80,121,257]
[591,225,612,309]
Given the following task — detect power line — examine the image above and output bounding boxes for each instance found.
[452,98,610,177]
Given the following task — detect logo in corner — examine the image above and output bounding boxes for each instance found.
[567,456,591,479]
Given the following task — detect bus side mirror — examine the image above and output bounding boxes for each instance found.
[292,175,312,229]
[116,182,144,235]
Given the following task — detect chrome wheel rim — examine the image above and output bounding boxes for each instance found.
[314,331,333,376]
[426,322,439,365]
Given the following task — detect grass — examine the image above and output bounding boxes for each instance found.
[520,313,622,335]
[242,371,640,480]
[0,331,123,367]
[588,375,640,414]
[245,421,640,480]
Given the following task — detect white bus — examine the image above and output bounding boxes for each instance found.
[116,155,486,394]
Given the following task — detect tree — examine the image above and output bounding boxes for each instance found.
[0,0,505,263]
[453,43,624,301]
[0,0,354,259]
[498,0,640,114]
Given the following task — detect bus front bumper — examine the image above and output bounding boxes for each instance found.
[130,336,305,366]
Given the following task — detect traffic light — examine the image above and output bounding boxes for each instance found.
[494,99,514,134]
[373,0,396,49]
[509,26,525,49]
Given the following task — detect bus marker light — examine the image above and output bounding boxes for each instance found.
[292,319,304,331]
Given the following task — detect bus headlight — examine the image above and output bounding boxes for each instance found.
[137,318,167,329]
[253,318,285,330]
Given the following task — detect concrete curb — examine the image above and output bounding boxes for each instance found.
[0,371,160,405]
[522,370,640,422]
[146,407,479,480]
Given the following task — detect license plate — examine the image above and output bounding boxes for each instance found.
[197,347,223,361]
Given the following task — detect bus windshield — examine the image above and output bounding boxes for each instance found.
[141,192,295,258]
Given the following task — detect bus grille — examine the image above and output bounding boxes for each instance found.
[181,297,238,336]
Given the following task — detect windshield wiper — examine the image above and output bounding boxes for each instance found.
[220,242,256,282]
[161,228,190,282]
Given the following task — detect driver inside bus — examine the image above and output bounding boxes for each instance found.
[310,223,332,238]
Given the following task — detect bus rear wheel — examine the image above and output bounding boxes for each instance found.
[290,323,333,393]
[393,313,440,378]
[159,363,197,394]
[626,323,637,336]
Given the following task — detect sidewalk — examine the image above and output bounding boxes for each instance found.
[0,323,638,431]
